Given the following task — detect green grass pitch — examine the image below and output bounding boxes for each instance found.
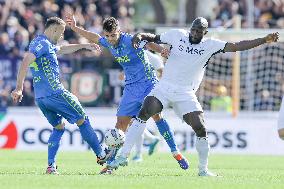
[0,150,284,189]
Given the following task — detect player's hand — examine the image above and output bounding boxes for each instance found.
[118,72,125,81]
[11,89,23,103]
[265,32,279,43]
[161,48,170,58]
[86,43,101,52]
[132,34,142,49]
[65,12,76,29]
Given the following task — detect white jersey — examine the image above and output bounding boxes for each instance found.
[145,50,164,70]
[160,29,227,92]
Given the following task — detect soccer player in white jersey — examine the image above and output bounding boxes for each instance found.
[108,17,279,176]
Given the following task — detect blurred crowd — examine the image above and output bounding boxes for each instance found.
[0,0,134,57]
[208,0,284,28]
[0,0,134,109]
[0,0,283,111]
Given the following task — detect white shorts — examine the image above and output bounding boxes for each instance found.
[149,82,203,119]
[278,96,284,130]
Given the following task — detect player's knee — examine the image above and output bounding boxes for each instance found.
[278,129,284,140]
[138,107,152,121]
[183,111,206,137]
[76,116,88,126]
[138,96,163,121]
[188,117,207,137]
[54,122,65,130]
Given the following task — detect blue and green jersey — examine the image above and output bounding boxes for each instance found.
[28,34,65,99]
[99,32,158,85]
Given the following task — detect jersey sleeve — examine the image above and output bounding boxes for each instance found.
[160,29,180,45]
[146,51,164,70]
[209,38,227,54]
[138,40,148,49]
[29,40,49,58]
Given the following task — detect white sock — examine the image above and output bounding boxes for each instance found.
[134,131,144,156]
[196,137,210,172]
[120,118,146,158]
[143,128,158,142]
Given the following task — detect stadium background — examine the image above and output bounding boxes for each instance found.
[0,0,284,154]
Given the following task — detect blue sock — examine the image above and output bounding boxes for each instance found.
[106,148,118,164]
[79,117,103,156]
[48,128,65,165]
[155,119,178,153]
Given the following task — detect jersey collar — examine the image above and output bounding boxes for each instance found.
[40,34,54,45]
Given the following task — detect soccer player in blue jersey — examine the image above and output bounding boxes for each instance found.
[11,17,113,175]
[65,14,189,174]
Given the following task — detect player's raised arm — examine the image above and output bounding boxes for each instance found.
[224,32,279,52]
[65,13,101,44]
[57,43,101,55]
[11,52,36,103]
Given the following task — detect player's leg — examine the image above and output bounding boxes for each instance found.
[173,92,215,176]
[115,116,132,132]
[143,128,159,156]
[76,117,109,162]
[100,85,138,174]
[278,129,284,140]
[53,91,110,164]
[120,96,163,156]
[133,129,144,162]
[109,83,155,160]
[277,96,284,140]
[105,116,131,164]
[126,117,143,162]
[183,111,216,176]
[108,96,164,169]
[36,98,65,175]
[151,113,176,154]
[152,113,188,170]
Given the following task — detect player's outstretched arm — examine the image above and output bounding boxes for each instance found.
[57,43,101,55]
[224,32,279,52]
[146,43,170,58]
[132,33,161,49]
[65,13,101,44]
[11,52,36,103]
[146,42,163,53]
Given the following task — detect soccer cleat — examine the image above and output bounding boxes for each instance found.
[99,167,113,175]
[46,164,59,175]
[173,153,189,170]
[97,148,116,166]
[148,138,159,155]
[198,170,218,177]
[132,154,143,162]
[107,156,129,170]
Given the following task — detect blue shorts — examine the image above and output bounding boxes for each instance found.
[36,91,85,127]
[117,80,155,117]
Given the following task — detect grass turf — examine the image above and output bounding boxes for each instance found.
[0,150,284,189]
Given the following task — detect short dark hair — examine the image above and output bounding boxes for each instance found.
[103,17,119,32]
[191,17,208,29]
[45,17,66,29]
